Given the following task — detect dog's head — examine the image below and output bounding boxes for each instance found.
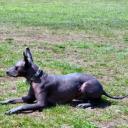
[6,48,38,78]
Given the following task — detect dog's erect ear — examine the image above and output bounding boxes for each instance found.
[25,48,33,63]
[23,51,28,63]
[23,48,33,64]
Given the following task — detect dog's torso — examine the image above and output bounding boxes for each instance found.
[32,73,102,104]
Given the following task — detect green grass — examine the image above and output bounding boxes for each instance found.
[0,0,128,128]
[0,0,128,36]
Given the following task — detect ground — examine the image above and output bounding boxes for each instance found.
[0,0,128,128]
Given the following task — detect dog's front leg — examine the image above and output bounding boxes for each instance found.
[0,86,35,105]
[5,103,45,115]
[0,96,35,105]
[5,91,47,115]
[0,98,24,105]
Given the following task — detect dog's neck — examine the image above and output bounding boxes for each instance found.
[26,69,48,84]
[30,69,43,81]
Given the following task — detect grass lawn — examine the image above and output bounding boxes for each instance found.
[0,0,128,127]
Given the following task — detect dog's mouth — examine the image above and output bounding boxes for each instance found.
[6,71,18,77]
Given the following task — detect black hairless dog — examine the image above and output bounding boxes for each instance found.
[0,48,128,115]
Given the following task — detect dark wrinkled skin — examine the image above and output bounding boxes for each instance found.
[1,48,128,115]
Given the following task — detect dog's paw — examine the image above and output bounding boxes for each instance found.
[5,108,20,115]
[5,110,12,115]
[5,110,18,115]
[5,109,16,115]
[0,101,8,105]
[76,103,91,108]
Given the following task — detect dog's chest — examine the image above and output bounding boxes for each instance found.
[31,83,42,96]
[32,83,37,90]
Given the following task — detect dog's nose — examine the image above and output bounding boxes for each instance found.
[6,71,9,75]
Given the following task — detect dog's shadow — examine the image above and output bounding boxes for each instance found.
[70,98,112,109]
[93,99,112,108]
[17,99,112,115]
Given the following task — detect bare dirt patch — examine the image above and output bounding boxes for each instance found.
[0,26,114,44]
[0,77,24,95]
[0,76,16,83]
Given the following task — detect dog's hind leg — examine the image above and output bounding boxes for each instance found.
[76,99,101,109]
[75,80,103,109]
[76,102,92,108]
[80,80,103,100]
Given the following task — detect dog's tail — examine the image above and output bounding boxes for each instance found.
[103,90,128,99]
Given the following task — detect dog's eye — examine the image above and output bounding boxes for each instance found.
[15,66,18,70]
